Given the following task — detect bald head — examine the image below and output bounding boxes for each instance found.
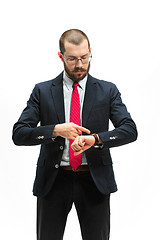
[59,29,90,53]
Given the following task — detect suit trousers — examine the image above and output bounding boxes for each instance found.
[37,167,110,240]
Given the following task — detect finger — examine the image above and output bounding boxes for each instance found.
[73,146,81,151]
[79,142,85,147]
[76,126,90,134]
[71,137,79,146]
[78,137,85,147]
[72,144,81,151]
[71,140,83,151]
[70,133,79,140]
[77,129,82,135]
[74,149,84,156]
[71,136,77,140]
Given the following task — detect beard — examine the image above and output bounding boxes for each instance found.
[64,62,90,82]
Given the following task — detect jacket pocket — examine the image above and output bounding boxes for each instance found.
[86,148,112,166]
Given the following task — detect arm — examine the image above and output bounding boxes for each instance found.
[98,84,138,149]
[12,84,54,146]
[12,84,90,146]
[71,83,138,154]
[52,123,90,140]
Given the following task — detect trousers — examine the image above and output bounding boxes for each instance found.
[37,167,110,240]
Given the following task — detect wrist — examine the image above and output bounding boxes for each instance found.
[52,124,59,137]
[92,133,100,145]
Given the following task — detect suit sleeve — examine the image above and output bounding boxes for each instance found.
[98,84,138,149]
[12,84,55,146]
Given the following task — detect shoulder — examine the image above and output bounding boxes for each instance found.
[34,72,63,90]
[35,79,53,89]
[88,74,117,90]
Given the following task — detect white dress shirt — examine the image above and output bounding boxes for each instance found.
[60,72,88,166]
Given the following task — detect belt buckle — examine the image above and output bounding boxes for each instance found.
[72,167,79,172]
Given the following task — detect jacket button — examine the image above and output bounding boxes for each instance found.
[55,164,59,169]
[110,136,114,140]
[60,146,64,150]
[37,136,44,139]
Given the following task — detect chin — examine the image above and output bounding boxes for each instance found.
[74,73,87,81]
[64,62,90,82]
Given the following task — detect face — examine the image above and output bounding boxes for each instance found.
[58,39,91,82]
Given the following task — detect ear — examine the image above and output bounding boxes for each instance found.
[58,51,64,62]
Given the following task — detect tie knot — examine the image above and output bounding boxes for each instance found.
[73,82,79,88]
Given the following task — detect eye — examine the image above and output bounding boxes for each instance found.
[68,58,76,62]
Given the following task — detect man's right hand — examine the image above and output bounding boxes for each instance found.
[52,122,90,140]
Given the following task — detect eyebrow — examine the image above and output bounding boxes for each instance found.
[66,53,89,58]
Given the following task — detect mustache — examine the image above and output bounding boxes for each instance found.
[73,68,86,72]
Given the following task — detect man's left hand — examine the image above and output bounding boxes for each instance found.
[71,135,95,156]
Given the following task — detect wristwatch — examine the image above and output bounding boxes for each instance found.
[92,133,103,148]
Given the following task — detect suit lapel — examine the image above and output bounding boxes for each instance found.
[51,72,65,123]
[82,74,97,126]
[50,72,97,126]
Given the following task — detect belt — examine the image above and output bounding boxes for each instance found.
[61,165,89,172]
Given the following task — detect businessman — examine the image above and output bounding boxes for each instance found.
[13,29,138,240]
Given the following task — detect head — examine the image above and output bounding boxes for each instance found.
[58,29,91,82]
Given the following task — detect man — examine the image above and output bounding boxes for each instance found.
[12,29,138,240]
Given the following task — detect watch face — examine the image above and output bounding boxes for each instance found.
[94,144,103,149]
[94,145,100,148]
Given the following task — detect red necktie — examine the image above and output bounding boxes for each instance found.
[69,82,82,170]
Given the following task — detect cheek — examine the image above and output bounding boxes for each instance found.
[67,64,74,71]
[64,63,73,72]
[70,66,76,71]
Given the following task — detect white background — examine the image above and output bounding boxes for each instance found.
[0,0,160,239]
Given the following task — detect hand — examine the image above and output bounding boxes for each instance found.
[52,122,90,140]
[71,135,95,155]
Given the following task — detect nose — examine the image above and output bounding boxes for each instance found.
[75,59,83,67]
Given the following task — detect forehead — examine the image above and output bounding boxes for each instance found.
[64,39,89,57]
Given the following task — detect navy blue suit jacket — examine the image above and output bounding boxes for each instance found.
[12,72,137,196]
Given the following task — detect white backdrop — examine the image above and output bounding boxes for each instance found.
[0,0,160,239]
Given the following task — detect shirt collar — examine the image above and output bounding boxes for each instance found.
[63,71,88,91]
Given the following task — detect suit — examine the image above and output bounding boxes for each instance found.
[12,72,137,197]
